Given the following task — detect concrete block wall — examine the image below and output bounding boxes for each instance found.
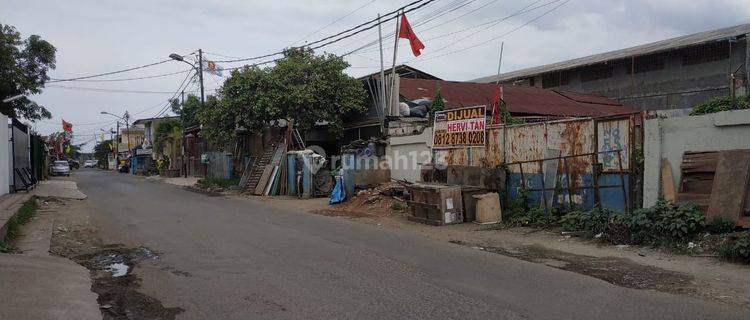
[643,109,750,206]
[506,37,748,112]
[387,127,433,182]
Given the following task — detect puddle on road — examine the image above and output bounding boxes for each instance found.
[75,246,184,320]
[107,263,129,277]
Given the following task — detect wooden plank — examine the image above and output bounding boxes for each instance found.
[254,139,286,195]
[264,166,279,196]
[661,158,676,202]
[707,150,750,225]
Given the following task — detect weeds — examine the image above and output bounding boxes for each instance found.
[707,217,735,234]
[196,177,240,189]
[2,197,39,245]
[715,233,750,264]
[390,202,407,211]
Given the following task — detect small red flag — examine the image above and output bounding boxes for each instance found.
[491,85,503,125]
[62,119,73,132]
[398,14,425,57]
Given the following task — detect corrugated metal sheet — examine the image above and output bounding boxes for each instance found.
[474,23,750,83]
[506,124,546,174]
[597,119,631,171]
[484,128,504,167]
[398,78,637,117]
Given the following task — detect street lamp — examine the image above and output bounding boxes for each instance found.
[169,51,204,105]
[2,94,25,103]
[170,51,206,178]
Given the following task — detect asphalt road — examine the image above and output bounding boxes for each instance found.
[74,169,749,320]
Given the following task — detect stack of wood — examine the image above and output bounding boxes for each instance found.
[674,150,750,227]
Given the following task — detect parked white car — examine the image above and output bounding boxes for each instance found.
[84,160,97,168]
[51,160,71,176]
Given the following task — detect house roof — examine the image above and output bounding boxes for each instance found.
[358,64,441,81]
[132,116,180,126]
[398,78,636,117]
[473,23,750,83]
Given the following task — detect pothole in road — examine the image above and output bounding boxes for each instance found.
[74,246,184,320]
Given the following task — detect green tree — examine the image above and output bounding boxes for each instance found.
[198,48,366,147]
[94,139,113,165]
[267,48,366,133]
[170,94,201,127]
[0,24,56,120]
[153,118,182,155]
[196,95,234,148]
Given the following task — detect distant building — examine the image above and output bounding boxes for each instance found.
[474,23,750,114]
[132,116,180,153]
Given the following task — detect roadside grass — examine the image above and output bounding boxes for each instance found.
[1,197,39,253]
[196,177,241,189]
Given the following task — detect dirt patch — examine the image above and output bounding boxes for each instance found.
[48,199,184,320]
[73,246,183,320]
[451,240,695,294]
[322,181,410,218]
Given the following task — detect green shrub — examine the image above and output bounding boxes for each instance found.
[618,199,705,246]
[708,217,735,234]
[654,202,704,243]
[502,189,557,227]
[689,95,750,116]
[715,234,750,264]
[559,207,613,238]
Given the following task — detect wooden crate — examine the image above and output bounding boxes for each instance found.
[407,183,464,226]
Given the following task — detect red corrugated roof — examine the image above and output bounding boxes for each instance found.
[398,78,636,117]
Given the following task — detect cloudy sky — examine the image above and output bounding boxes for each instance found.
[3,0,749,151]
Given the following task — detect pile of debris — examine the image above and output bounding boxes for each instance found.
[327,181,411,217]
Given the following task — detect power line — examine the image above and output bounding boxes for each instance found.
[409,0,571,63]
[357,0,550,55]
[49,57,186,82]
[292,0,378,45]
[45,84,202,95]
[152,70,197,118]
[213,0,431,63]
[48,69,192,83]
[336,0,474,57]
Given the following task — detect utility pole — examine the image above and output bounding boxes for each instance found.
[115,121,120,170]
[198,49,205,106]
[180,90,187,177]
[378,13,387,131]
[389,11,402,115]
[124,111,131,155]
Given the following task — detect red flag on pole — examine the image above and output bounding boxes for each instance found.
[62,119,73,132]
[491,84,503,125]
[398,14,425,57]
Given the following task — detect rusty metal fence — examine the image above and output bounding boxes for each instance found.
[433,114,639,212]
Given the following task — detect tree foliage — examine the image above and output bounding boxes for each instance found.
[170,94,201,127]
[689,95,750,116]
[431,86,445,113]
[94,139,113,165]
[197,48,366,147]
[0,24,56,120]
[153,119,182,155]
[268,48,366,133]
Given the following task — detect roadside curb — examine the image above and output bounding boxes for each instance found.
[0,193,33,243]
